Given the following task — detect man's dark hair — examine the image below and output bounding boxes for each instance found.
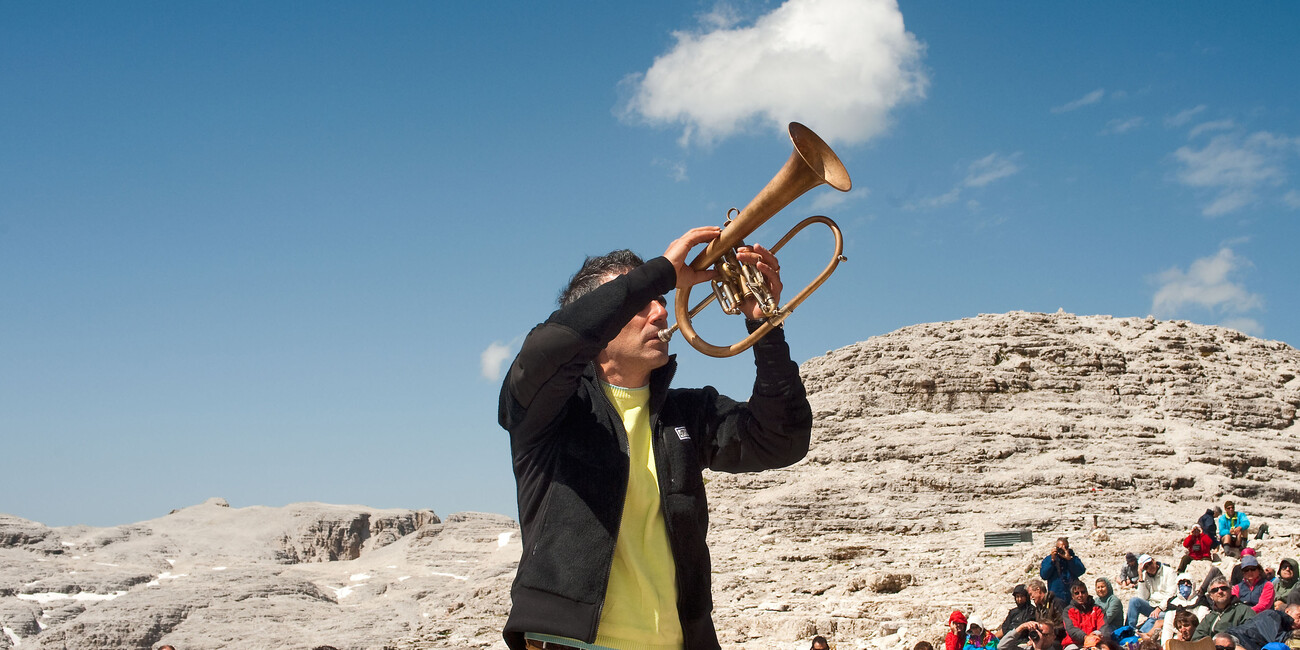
[558,249,645,307]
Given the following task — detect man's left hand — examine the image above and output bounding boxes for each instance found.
[735,244,782,320]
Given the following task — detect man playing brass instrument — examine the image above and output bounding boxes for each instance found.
[497,226,813,650]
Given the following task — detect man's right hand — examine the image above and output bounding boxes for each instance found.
[663,226,722,292]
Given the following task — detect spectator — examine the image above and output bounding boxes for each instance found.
[1002,584,1038,638]
[1218,501,1251,555]
[1158,575,1208,645]
[1178,524,1216,573]
[1120,554,1142,589]
[1029,579,1069,626]
[1222,604,1300,650]
[1002,620,1060,650]
[1095,578,1124,631]
[1169,610,1200,642]
[1198,507,1223,551]
[948,611,969,650]
[965,618,998,650]
[1065,580,1107,645]
[1129,555,1178,632]
[1272,558,1298,609]
[1042,538,1088,604]
[1210,632,1236,650]
[1193,576,1258,640]
[811,635,831,650]
[1234,556,1275,613]
[916,643,935,650]
[1228,548,1260,587]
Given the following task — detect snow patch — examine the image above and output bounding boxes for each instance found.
[3,626,21,646]
[431,572,468,581]
[212,566,226,571]
[17,591,127,604]
[350,573,370,581]
[498,531,514,547]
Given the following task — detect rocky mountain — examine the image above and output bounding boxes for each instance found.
[3,312,1299,649]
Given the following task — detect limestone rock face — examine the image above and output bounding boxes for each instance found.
[3,312,1299,649]
[701,312,1300,647]
[0,501,519,649]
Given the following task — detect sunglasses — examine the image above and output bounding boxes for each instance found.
[1209,586,1230,594]
[1215,645,1234,650]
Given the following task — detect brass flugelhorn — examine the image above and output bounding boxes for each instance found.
[659,122,851,358]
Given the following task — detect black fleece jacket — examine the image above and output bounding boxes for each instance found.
[497,256,812,650]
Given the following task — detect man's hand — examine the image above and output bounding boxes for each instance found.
[735,243,783,320]
[663,227,721,292]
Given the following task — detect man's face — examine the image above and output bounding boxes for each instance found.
[596,279,670,383]
[1208,583,1230,606]
[1071,586,1088,605]
[1225,503,1236,516]
[1281,564,1295,580]
[1015,592,1029,607]
[812,643,829,650]
[1029,587,1046,605]
[1144,561,1159,576]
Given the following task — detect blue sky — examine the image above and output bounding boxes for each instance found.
[3,1,1298,527]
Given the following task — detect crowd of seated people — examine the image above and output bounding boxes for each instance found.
[926,501,1300,650]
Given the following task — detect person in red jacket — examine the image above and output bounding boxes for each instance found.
[946,611,968,650]
[1065,580,1108,645]
[1178,523,1216,573]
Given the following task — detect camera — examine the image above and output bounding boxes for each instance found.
[1028,629,1040,641]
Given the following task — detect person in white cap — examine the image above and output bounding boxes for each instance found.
[1126,554,1177,632]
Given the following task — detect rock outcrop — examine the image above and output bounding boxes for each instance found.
[2,312,1298,649]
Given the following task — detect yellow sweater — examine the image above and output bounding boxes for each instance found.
[595,383,684,650]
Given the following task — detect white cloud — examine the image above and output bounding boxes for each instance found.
[1100,117,1144,135]
[1188,119,1235,139]
[1165,105,1207,128]
[1050,88,1105,114]
[1284,189,1300,209]
[1172,131,1298,216]
[963,153,1021,188]
[908,152,1021,210]
[1151,247,1262,319]
[620,0,928,147]
[480,341,515,381]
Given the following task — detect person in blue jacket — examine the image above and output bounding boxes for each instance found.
[1041,537,1087,604]
[1218,500,1251,554]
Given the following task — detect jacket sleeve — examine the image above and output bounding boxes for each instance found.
[690,320,812,473]
[1070,556,1086,578]
[1253,583,1275,613]
[1218,515,1230,537]
[1040,556,1055,580]
[498,257,676,448]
